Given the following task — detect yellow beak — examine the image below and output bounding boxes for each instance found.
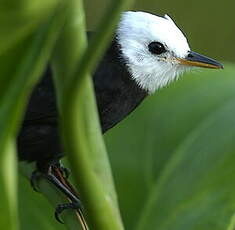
[177,51,223,69]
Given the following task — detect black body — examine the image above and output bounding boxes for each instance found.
[17,39,147,163]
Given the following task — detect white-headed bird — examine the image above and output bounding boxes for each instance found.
[17,11,223,226]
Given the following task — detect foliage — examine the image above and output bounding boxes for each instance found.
[0,1,67,229]
[106,65,235,230]
[0,0,235,229]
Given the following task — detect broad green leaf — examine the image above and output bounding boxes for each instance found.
[105,64,235,230]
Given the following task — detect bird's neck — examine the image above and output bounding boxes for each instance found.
[94,37,148,132]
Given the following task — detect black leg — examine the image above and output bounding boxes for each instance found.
[30,159,88,228]
[55,202,82,223]
[30,170,41,192]
[54,161,70,179]
[30,167,81,204]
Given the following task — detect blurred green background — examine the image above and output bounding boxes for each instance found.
[84,0,235,62]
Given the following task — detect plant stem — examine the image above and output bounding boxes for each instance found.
[53,0,133,230]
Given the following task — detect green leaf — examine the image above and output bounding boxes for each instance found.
[105,64,235,230]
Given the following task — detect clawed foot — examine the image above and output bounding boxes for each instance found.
[55,202,82,224]
[30,162,84,225]
[31,160,70,192]
[30,170,43,192]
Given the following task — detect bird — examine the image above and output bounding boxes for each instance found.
[17,11,223,227]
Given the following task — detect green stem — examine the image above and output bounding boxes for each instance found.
[18,5,86,229]
[64,0,134,99]
[0,139,18,230]
[53,0,133,230]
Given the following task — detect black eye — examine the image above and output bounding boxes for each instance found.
[148,42,166,55]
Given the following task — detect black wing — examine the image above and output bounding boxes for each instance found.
[17,68,61,162]
[22,68,58,125]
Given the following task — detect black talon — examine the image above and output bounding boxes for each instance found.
[55,202,82,224]
[28,160,88,229]
[55,207,64,224]
[30,170,42,192]
[55,203,68,224]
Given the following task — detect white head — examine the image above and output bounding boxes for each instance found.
[116,11,223,93]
